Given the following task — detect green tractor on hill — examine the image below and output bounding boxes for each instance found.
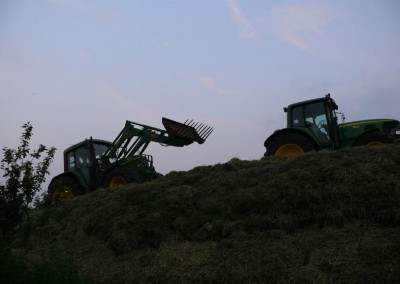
[48,117,213,204]
[264,94,400,157]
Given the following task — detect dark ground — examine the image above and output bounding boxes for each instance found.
[5,145,400,283]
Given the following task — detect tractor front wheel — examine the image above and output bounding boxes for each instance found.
[104,168,137,189]
[48,176,84,205]
[266,133,315,158]
[355,131,387,147]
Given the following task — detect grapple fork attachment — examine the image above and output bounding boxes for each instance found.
[162,117,213,144]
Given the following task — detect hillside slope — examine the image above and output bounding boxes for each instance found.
[10,145,400,283]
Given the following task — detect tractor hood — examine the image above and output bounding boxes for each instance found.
[339,119,399,131]
[338,118,400,147]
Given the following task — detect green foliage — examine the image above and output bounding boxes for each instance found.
[0,122,56,233]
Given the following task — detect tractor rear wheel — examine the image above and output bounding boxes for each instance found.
[48,176,84,205]
[355,131,387,146]
[104,168,137,189]
[266,133,315,158]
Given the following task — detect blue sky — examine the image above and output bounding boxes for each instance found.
[1,0,400,185]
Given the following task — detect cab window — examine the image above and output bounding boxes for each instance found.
[292,106,305,126]
[75,147,91,167]
[67,152,75,171]
[291,101,331,144]
[93,143,109,159]
[304,102,327,128]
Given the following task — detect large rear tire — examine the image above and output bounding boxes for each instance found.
[48,176,84,205]
[104,168,137,189]
[355,131,387,146]
[266,133,316,158]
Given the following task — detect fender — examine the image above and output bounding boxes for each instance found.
[48,171,90,192]
[352,129,384,146]
[264,127,320,150]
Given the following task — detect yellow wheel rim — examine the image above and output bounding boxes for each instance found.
[275,144,304,158]
[366,141,384,146]
[109,176,127,189]
[52,187,74,205]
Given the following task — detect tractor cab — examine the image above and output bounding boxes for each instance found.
[63,139,112,190]
[285,94,340,149]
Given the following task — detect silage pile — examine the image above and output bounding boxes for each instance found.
[10,145,400,283]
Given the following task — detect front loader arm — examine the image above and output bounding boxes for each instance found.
[102,118,213,163]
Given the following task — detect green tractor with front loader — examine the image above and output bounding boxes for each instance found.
[48,117,213,204]
[264,94,400,157]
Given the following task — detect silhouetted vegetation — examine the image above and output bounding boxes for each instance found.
[5,145,400,283]
[0,122,56,238]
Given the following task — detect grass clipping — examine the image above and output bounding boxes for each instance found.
[11,145,400,283]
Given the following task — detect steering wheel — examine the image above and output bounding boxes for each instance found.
[317,120,326,130]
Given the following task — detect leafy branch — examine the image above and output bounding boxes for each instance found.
[0,122,56,232]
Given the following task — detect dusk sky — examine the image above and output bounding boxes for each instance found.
[1,0,399,187]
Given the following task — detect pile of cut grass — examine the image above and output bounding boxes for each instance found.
[7,145,400,283]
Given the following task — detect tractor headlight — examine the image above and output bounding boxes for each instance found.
[383,121,400,137]
[396,123,400,136]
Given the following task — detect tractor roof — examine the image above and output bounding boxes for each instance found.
[284,94,338,112]
[63,139,112,154]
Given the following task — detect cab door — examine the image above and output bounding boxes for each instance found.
[64,142,95,190]
[291,101,332,146]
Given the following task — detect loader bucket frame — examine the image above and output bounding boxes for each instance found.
[162,117,213,144]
